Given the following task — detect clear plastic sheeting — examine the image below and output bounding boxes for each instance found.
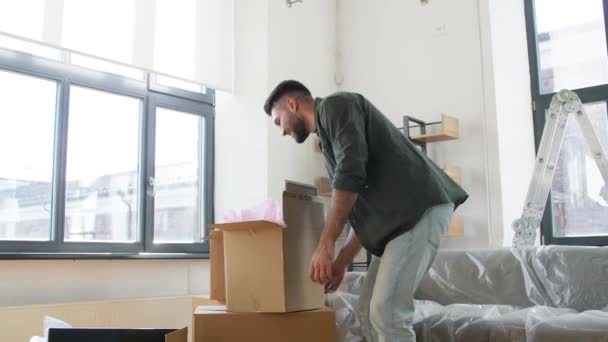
[326,272,367,342]
[326,291,364,342]
[413,302,519,341]
[527,308,608,342]
[339,271,366,296]
[414,246,608,311]
[412,305,578,342]
[326,246,608,342]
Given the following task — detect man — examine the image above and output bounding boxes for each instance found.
[264,80,468,342]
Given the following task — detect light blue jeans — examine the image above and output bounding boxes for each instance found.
[359,203,454,342]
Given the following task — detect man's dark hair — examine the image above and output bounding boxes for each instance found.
[264,80,311,115]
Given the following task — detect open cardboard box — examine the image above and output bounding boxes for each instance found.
[209,190,326,313]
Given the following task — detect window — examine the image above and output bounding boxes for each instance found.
[551,102,608,238]
[153,108,204,243]
[0,44,214,257]
[0,70,57,241]
[525,0,608,245]
[64,87,142,243]
[534,0,608,94]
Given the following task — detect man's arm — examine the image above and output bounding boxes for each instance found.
[326,226,362,292]
[309,189,357,284]
[321,189,358,246]
[310,95,368,285]
[336,226,363,267]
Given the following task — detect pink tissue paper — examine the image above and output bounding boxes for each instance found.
[222,199,285,227]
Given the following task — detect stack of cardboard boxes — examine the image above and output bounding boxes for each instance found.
[193,190,337,342]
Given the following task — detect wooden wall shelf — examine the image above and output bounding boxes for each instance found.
[410,114,459,144]
[403,113,464,239]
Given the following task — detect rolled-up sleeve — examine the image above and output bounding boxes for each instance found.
[321,97,368,192]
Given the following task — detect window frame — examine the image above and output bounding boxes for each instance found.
[144,95,214,254]
[0,47,214,258]
[524,0,608,246]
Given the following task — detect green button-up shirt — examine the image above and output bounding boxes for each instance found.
[315,92,468,256]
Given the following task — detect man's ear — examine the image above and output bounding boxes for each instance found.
[286,96,297,112]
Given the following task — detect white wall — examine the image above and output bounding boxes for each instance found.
[0,260,208,306]
[337,0,536,248]
[490,0,536,246]
[480,0,535,246]
[478,0,504,248]
[338,0,490,248]
[215,0,270,219]
[266,0,337,200]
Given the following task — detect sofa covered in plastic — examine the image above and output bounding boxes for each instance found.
[327,246,608,342]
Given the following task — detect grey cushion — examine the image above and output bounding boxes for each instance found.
[413,304,578,342]
[413,303,517,342]
[520,246,608,311]
[415,248,536,307]
[528,310,608,342]
[415,246,608,311]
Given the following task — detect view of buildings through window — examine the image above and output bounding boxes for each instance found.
[0,67,206,245]
[535,0,608,237]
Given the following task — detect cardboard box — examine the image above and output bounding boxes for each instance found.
[48,327,187,342]
[193,306,336,342]
[209,191,325,313]
[208,230,226,303]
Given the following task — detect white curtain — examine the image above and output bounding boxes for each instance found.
[0,0,234,91]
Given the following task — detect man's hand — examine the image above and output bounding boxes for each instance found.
[325,229,362,293]
[309,189,357,286]
[325,259,347,293]
[309,240,335,284]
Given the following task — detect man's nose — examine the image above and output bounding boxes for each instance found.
[281,129,288,136]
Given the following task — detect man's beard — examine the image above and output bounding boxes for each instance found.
[292,118,309,143]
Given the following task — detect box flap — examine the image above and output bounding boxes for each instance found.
[285,180,318,196]
[282,191,325,229]
[209,220,284,231]
[208,230,226,303]
[282,191,325,311]
[165,327,188,342]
